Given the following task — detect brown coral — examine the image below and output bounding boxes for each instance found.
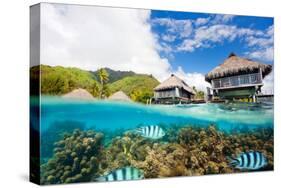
[40,129,104,184]
[40,125,273,184]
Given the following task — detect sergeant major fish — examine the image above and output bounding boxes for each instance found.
[228,151,267,170]
[135,125,165,139]
[96,167,144,182]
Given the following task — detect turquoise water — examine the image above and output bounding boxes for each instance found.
[32,96,273,163]
[38,96,273,133]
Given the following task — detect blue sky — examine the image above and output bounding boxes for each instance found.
[150,10,273,74]
[41,3,274,92]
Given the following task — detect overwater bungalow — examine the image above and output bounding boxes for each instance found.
[205,53,272,102]
[153,74,195,104]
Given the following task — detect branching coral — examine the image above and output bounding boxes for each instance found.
[131,143,189,178]
[40,129,104,184]
[97,125,273,179]
[40,125,273,184]
[177,125,273,175]
[98,132,155,175]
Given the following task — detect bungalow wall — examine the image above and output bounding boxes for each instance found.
[154,87,193,99]
[154,88,177,98]
[216,87,256,99]
[178,88,193,99]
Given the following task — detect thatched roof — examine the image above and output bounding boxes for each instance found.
[108,91,132,102]
[154,74,195,95]
[205,53,272,83]
[62,88,94,100]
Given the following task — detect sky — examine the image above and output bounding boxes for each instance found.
[40,3,274,92]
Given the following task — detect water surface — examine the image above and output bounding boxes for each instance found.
[39,96,273,133]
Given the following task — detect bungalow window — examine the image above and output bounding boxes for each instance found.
[240,75,250,85]
[167,90,171,97]
[213,80,220,88]
[230,76,239,86]
[221,77,230,87]
[250,74,261,84]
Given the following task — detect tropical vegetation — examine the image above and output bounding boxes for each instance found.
[109,75,159,103]
[30,65,160,103]
[192,86,205,100]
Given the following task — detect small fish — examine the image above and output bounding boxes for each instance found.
[135,125,165,139]
[96,167,144,182]
[228,151,267,170]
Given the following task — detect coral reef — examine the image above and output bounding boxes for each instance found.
[98,132,155,175]
[177,125,273,175]
[40,129,103,184]
[41,120,86,162]
[102,125,273,178]
[41,124,273,184]
[131,143,189,178]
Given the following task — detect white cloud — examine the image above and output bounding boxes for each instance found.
[152,18,193,38]
[211,14,235,24]
[246,47,274,62]
[157,42,173,55]
[152,14,273,64]
[177,39,199,52]
[262,71,274,94]
[266,25,274,36]
[177,22,274,64]
[195,24,237,42]
[161,34,176,42]
[244,26,273,62]
[194,17,209,26]
[246,35,273,47]
[174,66,210,92]
[178,24,237,52]
[41,3,273,91]
[41,3,172,81]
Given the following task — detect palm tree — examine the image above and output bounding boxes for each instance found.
[97,68,109,98]
[192,86,205,99]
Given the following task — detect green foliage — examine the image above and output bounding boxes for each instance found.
[192,86,205,100]
[92,68,136,83]
[109,75,159,103]
[97,68,109,98]
[31,65,100,97]
[30,65,160,103]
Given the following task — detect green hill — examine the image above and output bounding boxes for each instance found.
[30,65,100,96]
[109,75,159,103]
[30,65,160,103]
[91,68,137,83]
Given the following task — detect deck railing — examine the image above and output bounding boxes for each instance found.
[212,73,262,89]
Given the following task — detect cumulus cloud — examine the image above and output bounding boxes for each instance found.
[211,14,235,24]
[244,26,274,62]
[174,67,210,92]
[246,47,274,62]
[152,18,193,38]
[152,14,273,64]
[161,34,176,42]
[194,17,209,26]
[262,71,274,94]
[41,3,171,81]
[178,24,237,52]
[40,3,273,92]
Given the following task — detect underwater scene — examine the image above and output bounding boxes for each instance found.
[30,3,274,185]
[36,96,273,184]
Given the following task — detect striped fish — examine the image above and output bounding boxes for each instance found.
[135,125,165,139]
[228,151,267,170]
[96,167,144,182]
